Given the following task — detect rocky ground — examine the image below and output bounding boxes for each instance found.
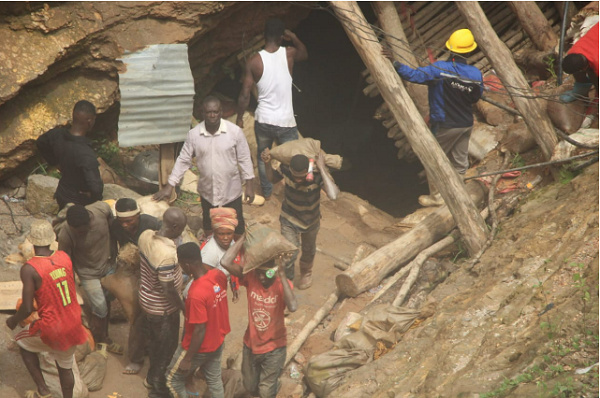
[0,149,598,398]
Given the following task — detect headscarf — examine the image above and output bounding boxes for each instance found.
[210,207,238,231]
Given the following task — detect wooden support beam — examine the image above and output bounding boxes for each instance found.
[508,1,558,51]
[372,1,429,118]
[455,1,558,161]
[336,181,488,297]
[330,1,489,257]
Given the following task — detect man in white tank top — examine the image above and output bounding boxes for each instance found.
[237,18,308,199]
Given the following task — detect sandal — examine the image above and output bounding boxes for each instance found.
[99,340,124,355]
[25,391,52,398]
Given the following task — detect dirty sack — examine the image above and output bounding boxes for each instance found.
[333,312,362,342]
[39,351,89,398]
[243,221,298,272]
[499,120,537,155]
[304,348,371,397]
[551,128,599,161]
[269,138,343,170]
[136,195,170,219]
[101,243,140,323]
[335,304,421,353]
[78,350,108,391]
[547,84,586,133]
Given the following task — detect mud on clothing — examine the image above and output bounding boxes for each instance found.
[19,250,87,351]
[240,270,292,354]
[36,127,103,208]
[255,46,296,128]
[393,57,483,129]
[182,268,230,353]
[273,165,323,232]
[56,201,114,280]
[138,230,184,316]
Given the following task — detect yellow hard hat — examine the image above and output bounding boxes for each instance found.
[446,29,477,53]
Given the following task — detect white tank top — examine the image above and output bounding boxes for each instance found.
[255,47,296,127]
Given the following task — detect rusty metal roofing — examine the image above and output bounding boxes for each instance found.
[117,44,195,147]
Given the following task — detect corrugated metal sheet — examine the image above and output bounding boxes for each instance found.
[117,44,195,147]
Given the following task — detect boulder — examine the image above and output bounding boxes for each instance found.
[102,183,141,201]
[25,174,59,215]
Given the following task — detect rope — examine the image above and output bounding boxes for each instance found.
[464,150,599,180]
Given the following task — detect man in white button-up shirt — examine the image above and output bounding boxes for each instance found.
[154,96,255,238]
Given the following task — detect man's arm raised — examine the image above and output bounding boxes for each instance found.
[236,55,259,128]
[219,236,245,278]
[284,29,308,63]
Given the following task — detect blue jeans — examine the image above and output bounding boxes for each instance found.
[166,343,224,398]
[79,267,115,318]
[255,121,298,198]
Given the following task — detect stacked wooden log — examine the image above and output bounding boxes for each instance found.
[366,1,562,162]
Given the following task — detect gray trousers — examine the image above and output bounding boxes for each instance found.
[242,345,286,398]
[280,217,320,281]
[434,125,472,175]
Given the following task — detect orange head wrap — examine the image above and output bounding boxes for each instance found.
[210,207,238,231]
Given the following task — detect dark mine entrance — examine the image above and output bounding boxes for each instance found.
[292,7,427,218]
[216,6,428,218]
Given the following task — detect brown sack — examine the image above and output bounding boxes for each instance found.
[269,138,343,170]
[100,244,140,323]
[546,84,586,133]
[243,221,298,272]
[499,120,538,154]
[305,349,371,397]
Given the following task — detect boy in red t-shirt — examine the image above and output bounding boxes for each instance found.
[220,237,298,398]
[6,220,87,398]
[166,242,235,398]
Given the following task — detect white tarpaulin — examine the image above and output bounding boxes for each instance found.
[118,44,195,147]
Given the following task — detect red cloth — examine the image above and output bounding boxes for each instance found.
[568,23,599,77]
[199,238,241,292]
[241,271,292,354]
[182,268,230,353]
[27,251,87,351]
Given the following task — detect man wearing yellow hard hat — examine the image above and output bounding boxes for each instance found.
[384,29,483,207]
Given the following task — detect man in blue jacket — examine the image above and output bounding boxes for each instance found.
[384,29,483,207]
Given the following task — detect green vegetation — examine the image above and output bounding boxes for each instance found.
[481,262,598,398]
[511,153,526,168]
[558,164,581,185]
[33,161,61,179]
[545,56,558,83]
[94,138,127,177]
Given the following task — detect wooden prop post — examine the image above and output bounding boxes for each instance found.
[330,1,488,256]
[508,1,558,52]
[455,1,558,160]
[372,2,429,118]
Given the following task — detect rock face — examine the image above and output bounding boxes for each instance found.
[0,2,310,179]
[25,174,59,214]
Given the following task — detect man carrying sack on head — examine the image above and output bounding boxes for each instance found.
[219,237,297,398]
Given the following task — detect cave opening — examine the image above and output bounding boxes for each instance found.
[223,6,428,218]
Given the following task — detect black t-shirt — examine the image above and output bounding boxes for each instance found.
[36,127,103,205]
[110,214,162,248]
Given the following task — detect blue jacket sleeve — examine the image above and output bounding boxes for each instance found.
[394,62,442,84]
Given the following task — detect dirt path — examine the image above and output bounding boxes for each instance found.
[0,184,399,397]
